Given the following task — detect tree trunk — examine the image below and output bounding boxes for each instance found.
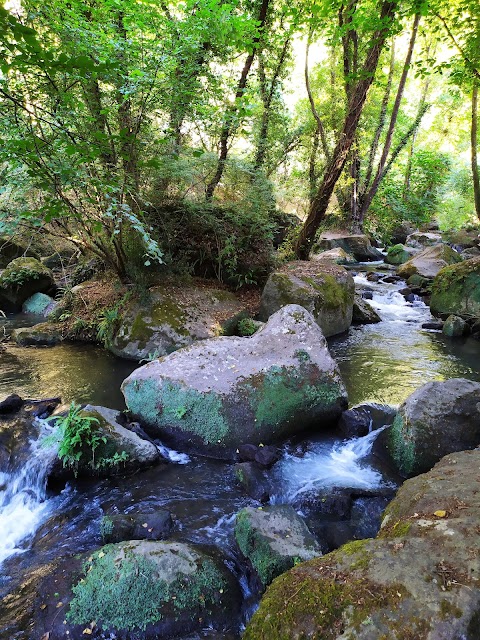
[206,0,271,199]
[472,81,480,220]
[294,0,398,259]
[358,12,420,222]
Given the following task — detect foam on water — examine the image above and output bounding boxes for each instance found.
[0,420,58,566]
[272,428,389,503]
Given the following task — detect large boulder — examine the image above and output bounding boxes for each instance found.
[235,506,322,590]
[2,541,241,639]
[384,243,419,265]
[386,378,480,477]
[122,305,348,459]
[48,404,160,479]
[0,237,38,268]
[0,257,54,312]
[259,261,355,337]
[244,449,480,640]
[430,257,480,318]
[110,283,247,361]
[405,231,443,249]
[315,232,383,261]
[398,243,462,280]
[310,247,356,265]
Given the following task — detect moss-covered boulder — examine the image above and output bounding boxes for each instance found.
[122,305,348,459]
[244,449,480,640]
[235,506,322,591]
[110,283,247,361]
[0,237,38,268]
[443,314,467,337]
[398,243,462,280]
[259,261,355,337]
[384,243,418,265]
[352,293,381,325]
[430,257,480,318]
[405,231,443,248]
[0,257,54,312]
[386,378,480,477]
[11,322,63,346]
[6,541,241,640]
[315,232,383,261]
[48,404,160,479]
[311,247,356,265]
[22,292,57,317]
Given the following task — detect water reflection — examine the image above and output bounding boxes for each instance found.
[0,343,137,408]
[330,276,480,406]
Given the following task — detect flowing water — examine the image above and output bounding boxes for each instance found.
[2,270,480,636]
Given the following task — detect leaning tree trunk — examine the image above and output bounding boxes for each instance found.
[294,0,398,259]
[472,81,480,220]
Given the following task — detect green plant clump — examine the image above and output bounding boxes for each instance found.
[237,317,258,336]
[45,402,129,472]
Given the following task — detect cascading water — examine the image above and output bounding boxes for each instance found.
[0,421,58,567]
[271,427,389,504]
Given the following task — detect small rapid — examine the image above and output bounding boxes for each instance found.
[0,421,58,566]
[272,427,389,504]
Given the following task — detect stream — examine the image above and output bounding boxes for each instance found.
[2,267,480,637]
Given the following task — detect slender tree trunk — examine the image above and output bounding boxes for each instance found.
[403,68,431,198]
[294,0,398,259]
[305,31,330,162]
[362,42,395,195]
[254,36,291,171]
[472,81,480,220]
[206,0,271,199]
[358,12,421,222]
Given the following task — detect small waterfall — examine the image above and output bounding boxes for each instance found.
[272,428,389,504]
[0,421,58,567]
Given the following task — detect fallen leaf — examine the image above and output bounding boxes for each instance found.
[56,602,63,608]
[98,551,105,558]
[434,510,446,518]
[142,523,148,528]
[40,604,47,610]
[83,629,92,635]
[40,633,50,640]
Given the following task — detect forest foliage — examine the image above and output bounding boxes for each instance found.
[0,0,479,281]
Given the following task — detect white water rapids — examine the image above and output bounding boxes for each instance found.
[0,421,58,566]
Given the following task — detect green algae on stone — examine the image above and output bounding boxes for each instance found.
[387,413,417,478]
[22,292,56,316]
[123,376,229,445]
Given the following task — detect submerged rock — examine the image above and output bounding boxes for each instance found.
[315,232,383,261]
[235,505,322,590]
[100,510,173,543]
[259,260,355,337]
[430,256,480,318]
[0,257,54,312]
[244,449,480,640]
[398,243,462,280]
[122,305,348,459]
[234,462,272,503]
[110,283,247,361]
[387,378,480,477]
